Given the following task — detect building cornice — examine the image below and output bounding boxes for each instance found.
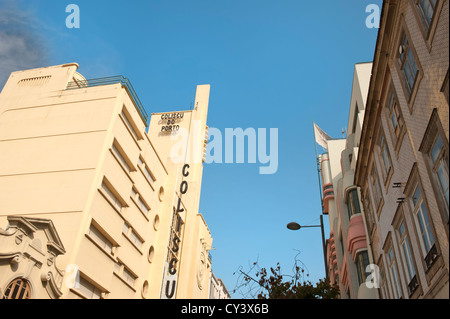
[355,0,398,186]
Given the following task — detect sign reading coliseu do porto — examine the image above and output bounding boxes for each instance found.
[160,112,184,133]
[161,163,190,299]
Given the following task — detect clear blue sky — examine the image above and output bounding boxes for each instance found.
[2,0,382,298]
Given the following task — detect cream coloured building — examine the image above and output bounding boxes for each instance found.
[321,63,378,299]
[0,63,218,299]
[209,272,231,299]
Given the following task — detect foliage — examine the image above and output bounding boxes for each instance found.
[233,251,339,299]
[255,264,339,299]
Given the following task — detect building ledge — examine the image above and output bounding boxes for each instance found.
[65,76,148,125]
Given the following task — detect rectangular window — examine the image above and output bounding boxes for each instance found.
[131,187,137,200]
[137,196,150,214]
[387,248,403,299]
[419,110,449,222]
[347,188,361,218]
[410,184,435,255]
[416,0,437,31]
[386,90,405,147]
[114,261,137,288]
[112,142,131,173]
[397,221,416,282]
[442,69,449,105]
[122,222,144,250]
[121,109,140,141]
[378,262,389,299]
[122,267,137,287]
[88,223,114,255]
[397,220,421,296]
[363,189,376,235]
[351,104,359,134]
[129,230,144,249]
[371,166,383,210]
[378,134,392,182]
[138,156,156,186]
[430,135,449,216]
[101,180,123,212]
[77,276,102,299]
[398,34,419,97]
[355,250,370,286]
[131,187,150,215]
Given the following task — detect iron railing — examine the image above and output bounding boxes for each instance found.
[66,76,149,124]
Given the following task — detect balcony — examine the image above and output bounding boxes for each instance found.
[424,244,439,270]
[65,76,149,124]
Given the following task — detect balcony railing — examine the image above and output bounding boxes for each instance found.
[407,275,419,297]
[424,244,439,270]
[65,76,149,124]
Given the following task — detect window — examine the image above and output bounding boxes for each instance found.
[114,261,137,288]
[77,276,102,299]
[363,189,376,235]
[122,267,137,287]
[138,156,156,186]
[410,184,435,256]
[351,104,359,134]
[355,250,370,286]
[416,0,437,32]
[378,133,392,183]
[397,33,419,98]
[442,69,449,105]
[347,188,361,219]
[420,110,449,222]
[121,109,140,141]
[112,142,131,173]
[131,187,150,215]
[387,248,403,299]
[386,89,405,148]
[371,165,383,211]
[378,261,389,299]
[137,195,150,214]
[101,180,124,212]
[339,235,345,256]
[2,278,31,299]
[123,222,144,249]
[397,221,418,295]
[430,135,449,217]
[88,223,115,255]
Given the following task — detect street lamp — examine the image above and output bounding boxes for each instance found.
[287,215,328,280]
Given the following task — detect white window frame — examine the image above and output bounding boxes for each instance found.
[397,221,416,282]
[410,184,435,256]
[387,248,403,299]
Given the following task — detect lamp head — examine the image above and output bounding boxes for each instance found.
[286,222,301,230]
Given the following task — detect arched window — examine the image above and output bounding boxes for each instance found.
[2,278,31,299]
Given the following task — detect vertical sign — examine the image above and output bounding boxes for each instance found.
[161,164,189,299]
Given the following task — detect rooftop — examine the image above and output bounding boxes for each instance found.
[65,75,149,125]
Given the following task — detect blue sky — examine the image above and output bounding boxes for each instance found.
[2,0,382,298]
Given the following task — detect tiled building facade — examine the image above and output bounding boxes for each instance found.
[355,0,449,299]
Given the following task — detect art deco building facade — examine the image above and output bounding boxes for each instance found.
[0,63,224,299]
[355,0,449,299]
[209,272,231,299]
[322,63,377,299]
